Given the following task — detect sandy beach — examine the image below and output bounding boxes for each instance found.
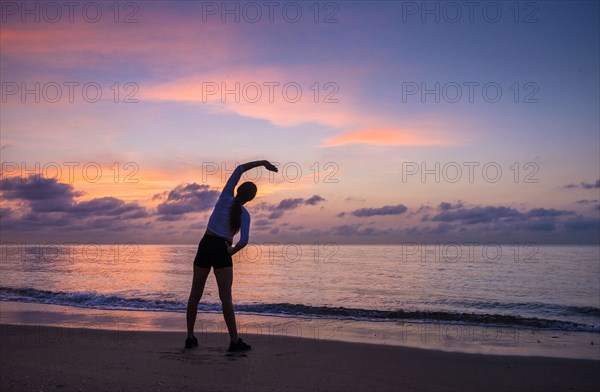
[1,323,598,392]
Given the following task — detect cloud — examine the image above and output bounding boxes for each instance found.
[429,205,522,224]
[415,205,433,214]
[267,210,284,220]
[344,196,366,202]
[1,174,83,212]
[563,179,600,189]
[73,197,149,219]
[141,67,372,128]
[257,195,326,219]
[401,222,456,236]
[332,224,389,237]
[254,219,271,226]
[273,198,305,211]
[525,208,574,218]
[305,195,326,205]
[438,201,464,211]
[3,173,598,244]
[309,201,598,243]
[155,183,219,218]
[0,175,149,233]
[575,199,598,205]
[410,201,593,238]
[0,207,13,218]
[1,8,238,74]
[428,203,575,225]
[344,204,408,217]
[2,8,376,129]
[564,216,600,232]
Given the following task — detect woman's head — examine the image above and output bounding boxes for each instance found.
[236,182,257,204]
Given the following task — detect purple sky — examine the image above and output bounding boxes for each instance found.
[1,1,599,244]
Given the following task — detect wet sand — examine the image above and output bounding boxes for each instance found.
[1,323,599,391]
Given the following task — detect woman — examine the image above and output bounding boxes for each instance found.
[186,160,278,351]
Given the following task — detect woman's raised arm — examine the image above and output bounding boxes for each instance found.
[222,160,278,196]
[240,160,278,173]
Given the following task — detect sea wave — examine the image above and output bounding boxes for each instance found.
[1,286,598,332]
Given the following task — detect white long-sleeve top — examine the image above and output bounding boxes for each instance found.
[206,165,250,247]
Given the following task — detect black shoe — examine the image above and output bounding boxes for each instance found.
[185,336,198,349]
[228,337,251,352]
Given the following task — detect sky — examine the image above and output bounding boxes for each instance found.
[1,0,599,245]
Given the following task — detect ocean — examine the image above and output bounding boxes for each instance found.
[1,243,598,334]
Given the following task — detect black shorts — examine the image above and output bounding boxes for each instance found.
[193,234,233,269]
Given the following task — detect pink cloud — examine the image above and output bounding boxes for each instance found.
[1,12,375,128]
[0,12,239,72]
[140,67,374,128]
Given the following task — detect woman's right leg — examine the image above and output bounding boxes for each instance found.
[186,265,211,338]
[214,267,239,343]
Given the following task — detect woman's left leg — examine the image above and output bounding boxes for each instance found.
[186,265,211,338]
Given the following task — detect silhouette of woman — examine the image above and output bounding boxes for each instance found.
[186,160,278,351]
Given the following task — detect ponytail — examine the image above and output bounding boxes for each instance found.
[229,198,242,234]
[230,182,256,234]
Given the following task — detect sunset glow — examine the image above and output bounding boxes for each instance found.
[1,1,598,244]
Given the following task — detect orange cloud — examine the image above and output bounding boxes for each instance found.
[321,128,454,147]
[141,67,373,128]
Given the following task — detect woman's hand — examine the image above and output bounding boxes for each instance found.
[264,161,278,172]
[226,244,235,256]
